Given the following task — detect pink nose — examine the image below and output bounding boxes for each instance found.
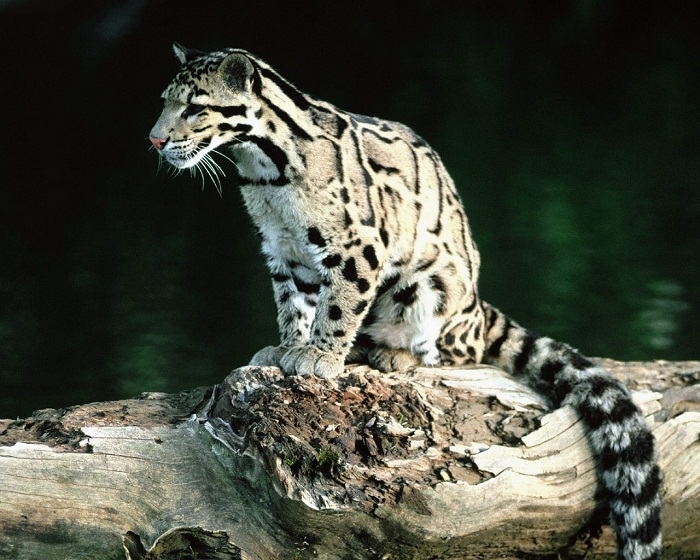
[149,136,167,150]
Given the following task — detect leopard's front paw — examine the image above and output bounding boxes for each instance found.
[280,345,343,379]
[250,345,289,368]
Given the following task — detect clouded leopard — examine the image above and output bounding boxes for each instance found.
[149,44,662,560]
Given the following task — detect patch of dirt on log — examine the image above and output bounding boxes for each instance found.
[209,365,543,512]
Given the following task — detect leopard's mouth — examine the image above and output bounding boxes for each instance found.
[164,155,193,169]
[163,137,214,169]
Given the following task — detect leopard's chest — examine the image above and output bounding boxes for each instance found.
[240,184,316,268]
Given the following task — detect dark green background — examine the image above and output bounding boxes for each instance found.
[1,1,698,418]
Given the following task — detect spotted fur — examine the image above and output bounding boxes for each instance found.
[150,44,662,559]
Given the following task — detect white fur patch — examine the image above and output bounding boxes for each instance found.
[231,142,281,182]
[363,276,443,364]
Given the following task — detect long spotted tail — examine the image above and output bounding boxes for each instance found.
[481,301,662,560]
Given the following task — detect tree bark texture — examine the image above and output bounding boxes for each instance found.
[0,359,698,560]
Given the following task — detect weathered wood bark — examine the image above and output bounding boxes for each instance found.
[1,359,698,559]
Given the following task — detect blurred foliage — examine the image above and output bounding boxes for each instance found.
[0,1,698,417]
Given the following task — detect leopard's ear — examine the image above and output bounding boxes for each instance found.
[218,52,255,92]
[172,42,205,66]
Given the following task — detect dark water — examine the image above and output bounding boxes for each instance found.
[1,2,698,418]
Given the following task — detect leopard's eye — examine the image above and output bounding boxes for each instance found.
[182,104,205,119]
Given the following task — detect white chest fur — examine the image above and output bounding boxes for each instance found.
[240,184,317,272]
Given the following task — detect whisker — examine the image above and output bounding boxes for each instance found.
[206,155,226,178]
[194,163,206,191]
[147,145,164,176]
[200,155,223,197]
[211,148,238,172]
[151,138,238,198]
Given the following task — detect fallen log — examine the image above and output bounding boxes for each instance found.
[0,359,698,559]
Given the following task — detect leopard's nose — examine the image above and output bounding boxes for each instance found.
[149,136,167,150]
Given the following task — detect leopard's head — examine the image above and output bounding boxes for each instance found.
[149,44,263,190]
